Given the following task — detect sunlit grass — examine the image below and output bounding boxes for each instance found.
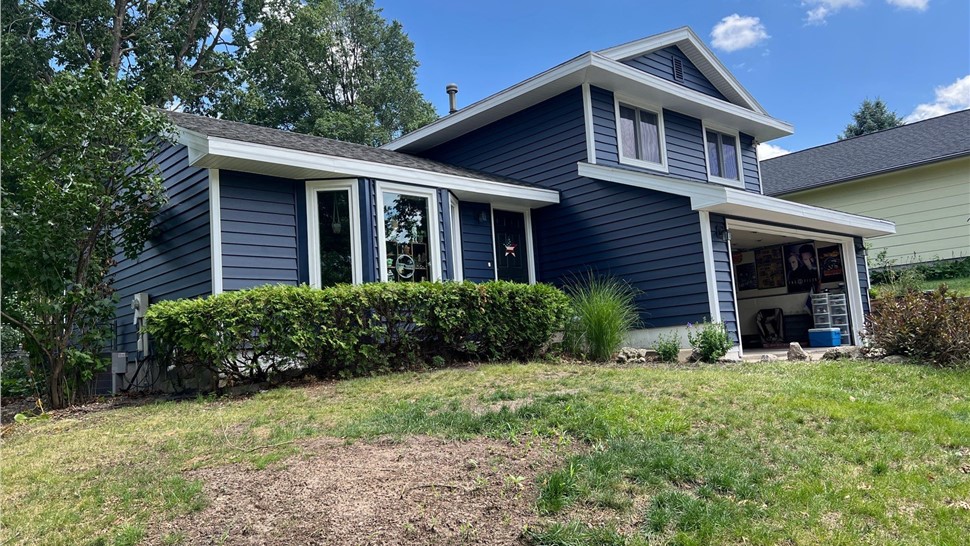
[1,360,968,545]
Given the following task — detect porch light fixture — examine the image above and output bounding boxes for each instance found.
[715,225,731,243]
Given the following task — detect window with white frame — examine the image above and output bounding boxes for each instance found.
[616,101,666,170]
[704,128,743,185]
[378,183,440,282]
[306,180,362,287]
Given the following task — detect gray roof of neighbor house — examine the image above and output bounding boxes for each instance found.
[760,109,970,196]
[163,110,541,188]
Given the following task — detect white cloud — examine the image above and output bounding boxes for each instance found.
[886,0,929,10]
[710,14,770,52]
[904,75,970,122]
[802,0,863,24]
[758,142,791,160]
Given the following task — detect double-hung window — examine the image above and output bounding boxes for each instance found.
[306,180,362,287]
[616,100,667,171]
[704,128,743,186]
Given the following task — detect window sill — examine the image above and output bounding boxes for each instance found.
[707,175,745,189]
[618,156,668,174]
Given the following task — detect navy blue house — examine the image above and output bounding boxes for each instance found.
[114,27,894,374]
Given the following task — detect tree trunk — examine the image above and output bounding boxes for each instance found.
[47,355,67,409]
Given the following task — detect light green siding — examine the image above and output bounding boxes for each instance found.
[785,157,970,264]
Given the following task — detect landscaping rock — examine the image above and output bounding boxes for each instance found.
[788,342,810,361]
[687,349,703,363]
[760,354,779,362]
[821,347,862,361]
[718,356,742,364]
[863,347,887,359]
[881,354,909,364]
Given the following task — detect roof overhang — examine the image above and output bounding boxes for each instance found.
[384,52,792,153]
[578,162,896,239]
[177,129,560,208]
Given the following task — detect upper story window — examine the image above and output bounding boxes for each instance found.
[703,126,743,187]
[615,99,667,172]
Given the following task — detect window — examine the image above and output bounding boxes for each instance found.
[616,100,666,170]
[449,194,463,281]
[378,183,440,282]
[306,180,362,287]
[704,128,743,186]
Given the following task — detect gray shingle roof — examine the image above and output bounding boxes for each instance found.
[760,109,970,196]
[163,110,540,188]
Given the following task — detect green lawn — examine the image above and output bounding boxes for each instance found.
[872,276,970,298]
[2,360,969,545]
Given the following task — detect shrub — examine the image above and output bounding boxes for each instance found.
[687,320,732,363]
[562,274,640,362]
[866,286,970,367]
[145,281,570,385]
[654,332,682,363]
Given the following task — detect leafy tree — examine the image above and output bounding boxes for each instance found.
[839,98,903,140]
[214,0,437,145]
[4,0,437,145]
[1,68,172,408]
[2,0,254,118]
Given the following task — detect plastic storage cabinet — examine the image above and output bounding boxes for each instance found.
[812,293,850,345]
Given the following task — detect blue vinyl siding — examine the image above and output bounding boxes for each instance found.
[423,88,711,328]
[622,46,728,101]
[113,143,211,354]
[740,133,761,194]
[220,170,300,290]
[664,110,709,181]
[459,202,495,282]
[856,237,870,315]
[590,86,619,164]
[708,214,740,343]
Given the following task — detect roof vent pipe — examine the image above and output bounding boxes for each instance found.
[446,83,459,114]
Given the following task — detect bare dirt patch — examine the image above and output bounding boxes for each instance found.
[149,435,573,545]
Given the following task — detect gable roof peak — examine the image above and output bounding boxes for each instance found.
[597,26,766,115]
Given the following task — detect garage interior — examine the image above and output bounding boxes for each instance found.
[727,225,855,350]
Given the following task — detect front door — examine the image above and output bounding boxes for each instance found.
[493,209,529,283]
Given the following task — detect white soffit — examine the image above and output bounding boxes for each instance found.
[578,162,895,239]
[176,130,560,208]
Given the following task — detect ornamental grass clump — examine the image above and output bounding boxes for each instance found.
[563,273,640,362]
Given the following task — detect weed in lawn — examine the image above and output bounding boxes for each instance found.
[526,520,634,546]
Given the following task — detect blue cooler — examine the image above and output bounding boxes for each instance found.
[809,327,841,347]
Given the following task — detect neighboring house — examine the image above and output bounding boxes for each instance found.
[114,26,895,378]
[761,109,970,266]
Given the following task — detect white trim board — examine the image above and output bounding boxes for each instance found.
[448,193,464,282]
[697,211,722,324]
[381,50,792,153]
[305,179,363,287]
[207,169,223,294]
[177,132,559,208]
[576,162,896,238]
[581,82,597,164]
[492,205,538,285]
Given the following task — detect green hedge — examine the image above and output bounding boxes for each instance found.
[145,281,570,384]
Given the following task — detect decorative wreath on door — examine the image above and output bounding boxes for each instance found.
[395,254,416,279]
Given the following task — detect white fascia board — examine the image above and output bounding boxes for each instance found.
[176,128,210,164]
[712,189,897,238]
[597,27,766,116]
[577,162,727,206]
[577,162,896,238]
[189,136,559,206]
[587,55,792,140]
[383,54,593,152]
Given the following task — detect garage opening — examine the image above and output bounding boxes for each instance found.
[726,222,858,351]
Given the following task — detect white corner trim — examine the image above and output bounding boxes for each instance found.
[724,236,744,357]
[489,206,498,281]
[448,193,464,281]
[207,169,223,295]
[305,179,363,287]
[697,211,722,323]
[199,137,559,205]
[581,82,597,164]
[375,181,442,283]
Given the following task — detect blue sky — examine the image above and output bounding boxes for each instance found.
[380,0,969,157]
